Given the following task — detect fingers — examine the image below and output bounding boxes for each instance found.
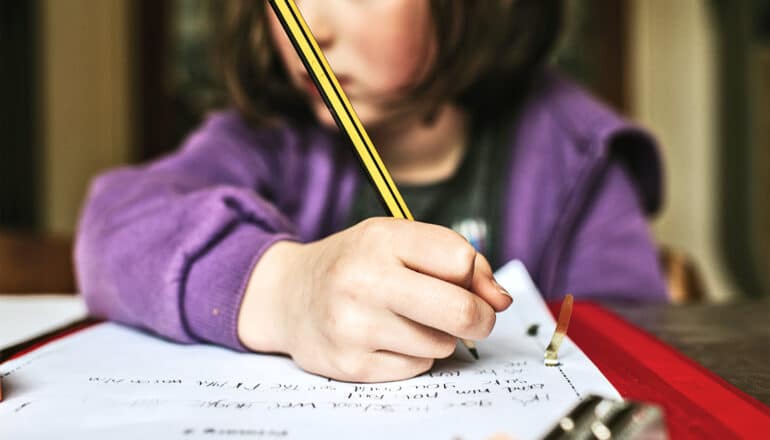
[363,351,434,383]
[327,304,457,360]
[329,351,434,383]
[293,345,434,383]
[380,268,497,340]
[371,313,458,359]
[357,219,511,309]
[360,218,478,287]
[471,253,513,312]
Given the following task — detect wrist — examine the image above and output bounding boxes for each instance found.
[237,240,303,354]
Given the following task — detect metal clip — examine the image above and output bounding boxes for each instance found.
[545,294,574,366]
[542,395,668,440]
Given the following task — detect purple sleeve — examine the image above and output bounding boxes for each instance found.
[74,114,299,350]
[554,161,668,302]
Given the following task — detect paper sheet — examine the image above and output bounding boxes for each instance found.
[0,261,619,439]
[0,294,88,349]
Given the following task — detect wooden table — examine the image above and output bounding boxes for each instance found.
[605,299,770,406]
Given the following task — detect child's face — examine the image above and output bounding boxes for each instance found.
[267,0,435,128]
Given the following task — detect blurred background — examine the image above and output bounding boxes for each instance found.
[0,0,768,301]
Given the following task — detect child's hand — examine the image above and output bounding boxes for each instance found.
[238,218,512,382]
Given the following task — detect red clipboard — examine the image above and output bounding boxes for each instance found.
[552,302,770,439]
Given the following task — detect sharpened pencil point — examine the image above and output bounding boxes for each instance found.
[462,339,479,359]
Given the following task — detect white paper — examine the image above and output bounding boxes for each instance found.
[0,295,88,349]
[0,261,619,439]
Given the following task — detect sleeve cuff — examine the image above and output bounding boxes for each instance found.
[183,222,298,351]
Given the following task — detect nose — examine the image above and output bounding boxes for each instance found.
[297,1,334,49]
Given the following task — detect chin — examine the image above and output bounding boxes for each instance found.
[314,107,338,129]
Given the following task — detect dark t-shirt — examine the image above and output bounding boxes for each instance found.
[344,116,512,268]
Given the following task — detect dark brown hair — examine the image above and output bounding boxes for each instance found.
[218,0,563,126]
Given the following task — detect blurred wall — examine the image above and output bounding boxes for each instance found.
[33,0,742,300]
[40,0,133,235]
[628,0,739,300]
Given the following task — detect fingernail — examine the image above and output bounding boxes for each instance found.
[492,279,511,298]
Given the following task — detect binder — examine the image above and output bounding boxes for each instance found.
[553,302,770,439]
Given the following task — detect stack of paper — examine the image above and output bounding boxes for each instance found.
[0,261,618,439]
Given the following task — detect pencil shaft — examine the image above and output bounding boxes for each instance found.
[0,317,99,364]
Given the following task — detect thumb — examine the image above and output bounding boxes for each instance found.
[470,253,513,312]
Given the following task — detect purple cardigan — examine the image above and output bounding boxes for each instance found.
[75,72,667,351]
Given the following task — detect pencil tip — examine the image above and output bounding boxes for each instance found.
[469,347,479,360]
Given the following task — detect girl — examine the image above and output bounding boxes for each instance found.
[76,0,667,383]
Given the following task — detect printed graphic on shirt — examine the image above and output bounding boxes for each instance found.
[452,217,489,255]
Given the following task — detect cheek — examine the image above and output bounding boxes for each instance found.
[350,3,434,94]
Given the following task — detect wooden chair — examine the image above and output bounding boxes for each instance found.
[659,246,708,303]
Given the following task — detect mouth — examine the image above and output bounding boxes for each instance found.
[300,72,352,99]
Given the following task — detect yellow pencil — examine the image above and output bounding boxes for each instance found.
[267,0,479,360]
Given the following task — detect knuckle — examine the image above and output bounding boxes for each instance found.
[414,358,435,376]
[323,308,344,343]
[354,318,378,349]
[358,217,390,240]
[479,310,496,338]
[434,336,457,359]
[344,271,377,303]
[455,297,479,335]
[333,307,362,340]
[352,267,378,292]
[450,242,477,276]
[337,355,370,382]
[329,260,372,297]
[326,257,350,285]
[323,305,351,345]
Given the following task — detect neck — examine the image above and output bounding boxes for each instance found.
[368,104,469,185]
